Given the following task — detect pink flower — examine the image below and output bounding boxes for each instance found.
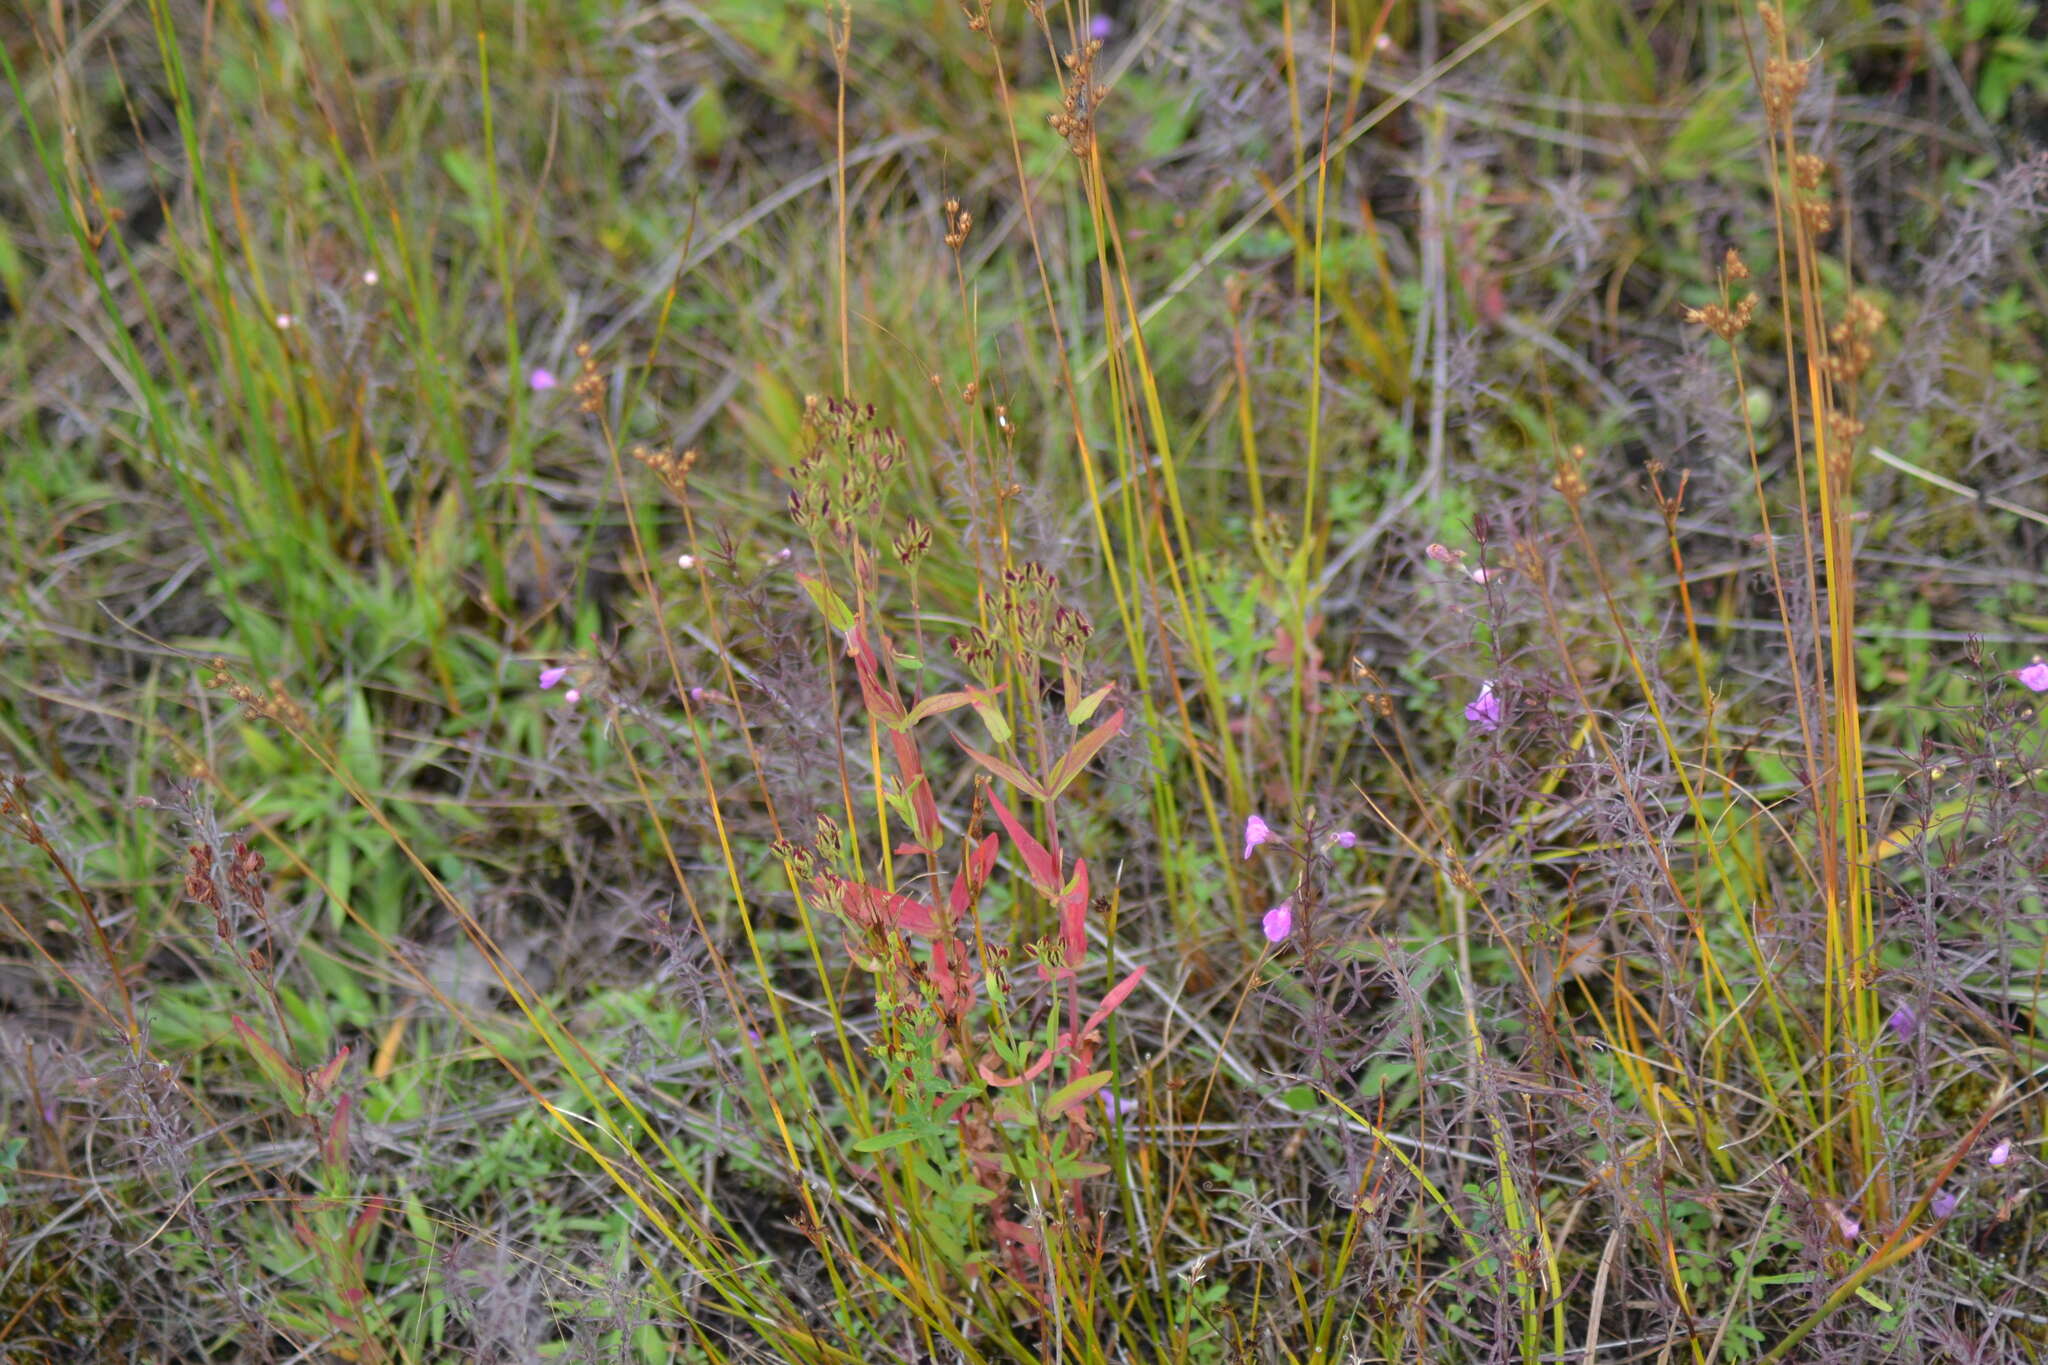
[562,688,582,705]
[528,367,558,392]
[1328,829,1358,849]
[1426,542,1462,566]
[1887,1001,1917,1040]
[1099,1090,1138,1119]
[1989,1139,2012,1167]
[1261,901,1294,943]
[1465,680,1502,734]
[1243,813,1276,858]
[538,665,569,690]
[1470,566,1502,585]
[1836,1211,1860,1242]
[1930,1188,1959,1219]
[2014,659,2048,693]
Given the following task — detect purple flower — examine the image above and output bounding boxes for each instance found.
[528,367,558,392]
[2014,659,2048,693]
[538,665,569,690]
[1242,813,1275,859]
[1930,1188,1959,1219]
[1836,1211,1860,1242]
[1329,829,1358,849]
[1261,901,1294,944]
[1465,680,1502,734]
[1099,1090,1138,1119]
[1989,1139,2012,1167]
[1886,1001,1917,1041]
[1089,13,1113,40]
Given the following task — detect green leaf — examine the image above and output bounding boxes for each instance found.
[1066,681,1116,726]
[232,1016,306,1110]
[850,1129,921,1154]
[1041,1070,1113,1118]
[1045,708,1123,798]
[972,697,1013,746]
[796,573,855,632]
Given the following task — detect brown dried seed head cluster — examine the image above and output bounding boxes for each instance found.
[1351,660,1396,718]
[1799,197,1833,235]
[1048,40,1105,157]
[1552,444,1589,504]
[1793,153,1827,191]
[205,658,309,729]
[943,199,973,251]
[632,445,699,496]
[1684,293,1759,341]
[1762,56,1810,126]
[1825,296,1886,385]
[573,343,606,414]
[1723,247,1751,281]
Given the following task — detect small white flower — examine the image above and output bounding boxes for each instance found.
[361,269,379,286]
[274,313,294,329]
[677,553,697,570]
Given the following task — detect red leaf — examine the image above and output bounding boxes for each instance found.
[929,936,975,1018]
[989,791,1059,893]
[307,1045,350,1100]
[836,879,942,939]
[956,738,1046,801]
[887,731,943,848]
[321,1095,353,1170]
[949,834,999,916]
[978,1044,1059,1089]
[1045,708,1123,798]
[843,626,905,724]
[1080,965,1147,1039]
[1060,859,1090,964]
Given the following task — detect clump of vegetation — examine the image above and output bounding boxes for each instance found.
[4,1,2046,1361]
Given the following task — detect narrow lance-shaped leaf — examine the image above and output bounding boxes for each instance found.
[1066,680,1116,726]
[957,738,1046,802]
[1079,965,1147,1040]
[1042,1070,1114,1119]
[232,1015,304,1107]
[1060,859,1090,965]
[1045,708,1124,799]
[988,790,1059,892]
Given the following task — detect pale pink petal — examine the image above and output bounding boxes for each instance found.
[1261,901,1294,943]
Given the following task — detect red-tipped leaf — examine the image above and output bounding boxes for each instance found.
[988,791,1059,893]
